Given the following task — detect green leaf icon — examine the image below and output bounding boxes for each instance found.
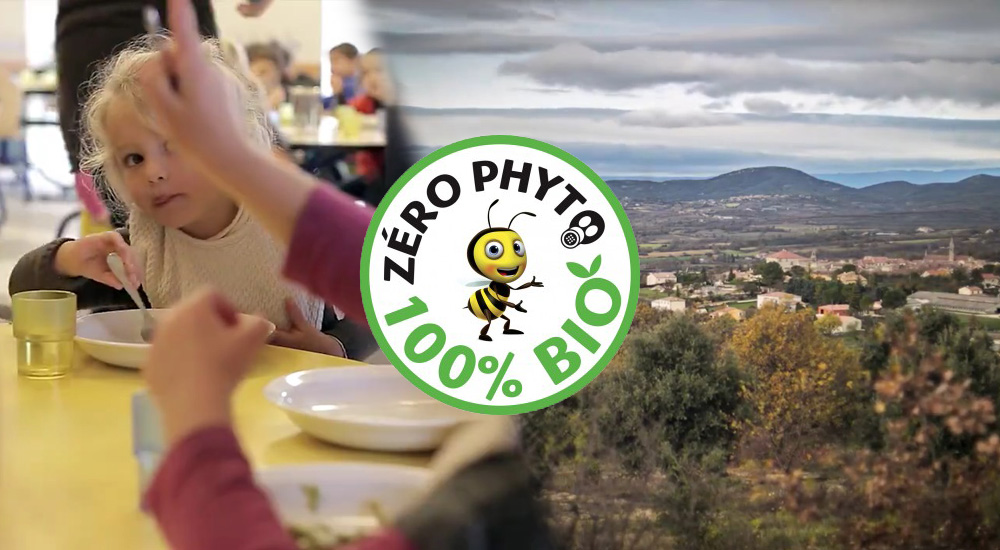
[567,261,588,278]
[589,255,602,276]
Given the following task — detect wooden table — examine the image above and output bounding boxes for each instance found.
[0,324,429,549]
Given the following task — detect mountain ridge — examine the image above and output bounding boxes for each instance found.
[606,167,1000,209]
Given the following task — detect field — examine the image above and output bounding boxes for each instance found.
[953,313,1000,330]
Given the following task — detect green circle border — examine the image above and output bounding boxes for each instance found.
[361,135,639,415]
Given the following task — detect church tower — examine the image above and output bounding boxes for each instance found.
[949,238,955,263]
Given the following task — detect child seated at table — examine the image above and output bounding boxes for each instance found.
[323,42,361,109]
[246,41,291,111]
[7,36,374,359]
[342,55,395,197]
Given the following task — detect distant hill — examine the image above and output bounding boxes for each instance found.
[608,167,852,202]
[818,168,1000,187]
[854,180,920,201]
[881,175,1000,207]
[607,168,1000,211]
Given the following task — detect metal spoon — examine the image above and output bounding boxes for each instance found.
[107,252,155,342]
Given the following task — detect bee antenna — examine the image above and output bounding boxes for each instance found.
[487,199,500,227]
[508,211,536,228]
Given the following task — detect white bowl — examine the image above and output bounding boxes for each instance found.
[264,365,484,452]
[76,309,275,369]
[256,462,429,541]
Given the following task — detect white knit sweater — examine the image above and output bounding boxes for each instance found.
[128,206,324,330]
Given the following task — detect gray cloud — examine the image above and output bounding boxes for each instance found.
[619,109,742,128]
[401,106,627,119]
[743,98,792,116]
[497,43,1000,104]
[380,29,1000,64]
[367,0,551,22]
[522,141,1000,178]
[401,106,1000,133]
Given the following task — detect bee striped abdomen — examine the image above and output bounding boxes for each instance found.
[468,284,508,320]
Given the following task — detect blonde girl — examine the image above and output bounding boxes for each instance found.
[9,36,360,357]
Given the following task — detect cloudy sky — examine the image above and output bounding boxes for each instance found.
[367,0,1000,180]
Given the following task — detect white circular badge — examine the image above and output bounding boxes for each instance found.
[362,136,639,414]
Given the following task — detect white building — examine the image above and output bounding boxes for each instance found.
[645,272,677,287]
[959,286,984,296]
[982,274,999,289]
[757,292,803,312]
[651,297,686,312]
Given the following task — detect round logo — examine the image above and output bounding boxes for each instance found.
[361,135,639,414]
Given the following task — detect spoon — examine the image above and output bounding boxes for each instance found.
[107,252,155,343]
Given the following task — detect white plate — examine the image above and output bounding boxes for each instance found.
[264,365,483,452]
[76,309,275,369]
[256,462,429,541]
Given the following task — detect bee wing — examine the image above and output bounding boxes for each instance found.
[463,279,491,289]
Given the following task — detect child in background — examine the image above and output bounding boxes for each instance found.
[345,49,395,191]
[7,36,360,358]
[246,41,291,111]
[359,47,383,77]
[323,42,361,108]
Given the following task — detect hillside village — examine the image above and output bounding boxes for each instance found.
[641,238,1000,342]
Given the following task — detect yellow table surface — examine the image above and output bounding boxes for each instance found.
[0,324,430,549]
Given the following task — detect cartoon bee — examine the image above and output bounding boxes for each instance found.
[465,199,544,341]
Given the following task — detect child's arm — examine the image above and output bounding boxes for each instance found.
[7,229,142,311]
[143,290,414,550]
[320,308,379,360]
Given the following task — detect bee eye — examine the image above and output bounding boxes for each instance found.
[485,240,504,259]
[513,240,525,257]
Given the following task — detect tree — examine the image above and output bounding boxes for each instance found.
[678,272,703,286]
[816,313,843,335]
[741,281,761,295]
[881,287,908,309]
[971,268,984,284]
[840,264,857,273]
[727,270,736,282]
[952,267,970,285]
[631,301,671,331]
[859,295,875,313]
[754,261,784,287]
[789,265,808,279]
[785,277,816,304]
[815,281,847,306]
[601,316,746,473]
[730,306,867,470]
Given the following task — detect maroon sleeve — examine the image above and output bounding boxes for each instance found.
[145,426,416,550]
[282,185,374,323]
[144,426,299,550]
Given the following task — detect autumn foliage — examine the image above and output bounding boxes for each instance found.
[730,305,868,470]
[786,317,1000,549]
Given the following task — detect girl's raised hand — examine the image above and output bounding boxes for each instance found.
[54,231,143,290]
[139,0,253,172]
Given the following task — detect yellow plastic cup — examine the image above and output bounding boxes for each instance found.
[335,105,362,139]
[11,290,77,379]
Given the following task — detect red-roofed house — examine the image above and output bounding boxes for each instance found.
[818,304,851,317]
